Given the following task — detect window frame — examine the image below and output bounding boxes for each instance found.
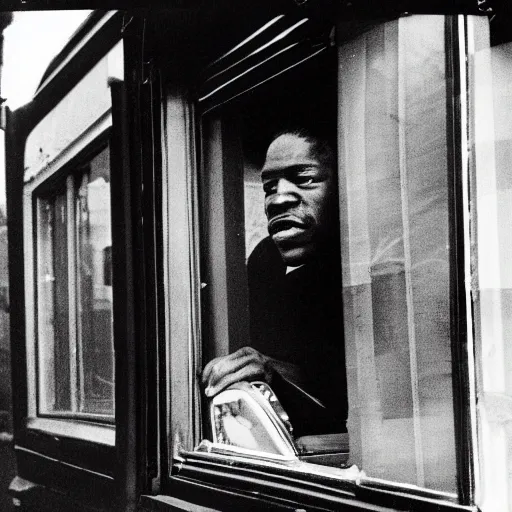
[4,11,153,511]
[7,112,119,509]
[161,9,478,512]
[24,115,115,436]
[33,142,115,424]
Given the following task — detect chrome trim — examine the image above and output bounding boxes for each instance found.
[208,14,285,68]
[201,45,327,114]
[196,440,297,463]
[250,18,309,58]
[200,42,300,102]
[183,448,363,482]
[209,381,297,457]
[182,450,476,509]
[460,13,480,505]
[360,476,458,502]
[205,18,310,85]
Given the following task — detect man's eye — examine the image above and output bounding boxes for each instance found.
[294,176,314,187]
[263,181,277,195]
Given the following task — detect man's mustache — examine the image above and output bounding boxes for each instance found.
[267,210,315,236]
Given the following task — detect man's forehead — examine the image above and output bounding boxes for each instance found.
[262,134,318,171]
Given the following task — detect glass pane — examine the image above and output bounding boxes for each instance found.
[469,14,512,510]
[337,16,456,492]
[76,147,114,416]
[37,146,114,419]
[38,188,71,413]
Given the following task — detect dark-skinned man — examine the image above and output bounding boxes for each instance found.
[202,129,347,436]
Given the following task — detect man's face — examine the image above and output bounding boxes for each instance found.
[261,133,337,266]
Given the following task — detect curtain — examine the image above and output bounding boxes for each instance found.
[337,16,456,492]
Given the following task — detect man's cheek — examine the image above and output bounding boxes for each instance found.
[264,201,271,219]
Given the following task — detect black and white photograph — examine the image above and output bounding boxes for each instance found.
[0,1,511,510]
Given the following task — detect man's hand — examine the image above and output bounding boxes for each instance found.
[202,346,273,398]
[202,346,307,399]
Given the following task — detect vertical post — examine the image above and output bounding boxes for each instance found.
[67,175,78,413]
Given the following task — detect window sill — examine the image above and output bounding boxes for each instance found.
[26,417,115,446]
[171,450,478,512]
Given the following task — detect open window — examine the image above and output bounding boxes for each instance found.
[164,11,469,507]
[199,37,351,457]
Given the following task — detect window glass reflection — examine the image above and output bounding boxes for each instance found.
[37,146,114,419]
[76,147,114,416]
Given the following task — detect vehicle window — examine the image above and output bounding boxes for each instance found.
[37,146,114,419]
[199,14,457,494]
[201,48,347,436]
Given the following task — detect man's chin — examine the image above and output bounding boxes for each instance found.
[275,243,314,267]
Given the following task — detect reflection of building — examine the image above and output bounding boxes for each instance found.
[81,172,114,412]
[88,175,113,305]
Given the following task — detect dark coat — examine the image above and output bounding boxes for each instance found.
[247,237,348,436]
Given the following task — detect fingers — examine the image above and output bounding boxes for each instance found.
[202,347,271,397]
[205,353,255,390]
[202,347,256,384]
[202,355,225,385]
[205,362,267,397]
[203,348,253,385]
[202,347,254,384]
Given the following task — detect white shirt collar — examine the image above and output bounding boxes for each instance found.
[286,264,304,274]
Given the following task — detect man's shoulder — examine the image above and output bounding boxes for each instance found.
[247,237,284,276]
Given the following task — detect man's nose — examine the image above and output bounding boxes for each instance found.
[272,178,300,203]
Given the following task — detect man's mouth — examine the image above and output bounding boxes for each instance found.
[268,217,309,241]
